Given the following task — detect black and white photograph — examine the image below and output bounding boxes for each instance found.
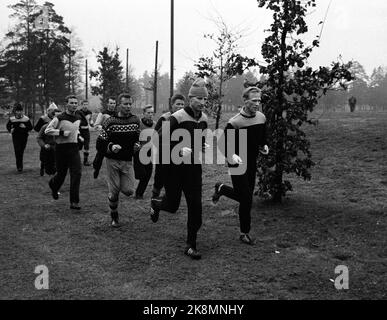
[0,0,386,304]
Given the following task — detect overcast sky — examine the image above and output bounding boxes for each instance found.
[1,0,387,83]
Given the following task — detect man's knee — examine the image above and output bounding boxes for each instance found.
[121,188,134,197]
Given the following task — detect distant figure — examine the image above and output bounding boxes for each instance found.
[133,105,155,199]
[76,100,93,166]
[6,103,33,172]
[348,96,357,113]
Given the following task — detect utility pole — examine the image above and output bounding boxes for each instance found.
[68,32,72,93]
[126,48,129,91]
[154,40,159,113]
[85,59,88,100]
[170,0,174,110]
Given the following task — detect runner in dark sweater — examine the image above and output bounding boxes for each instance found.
[35,103,61,176]
[96,93,140,228]
[211,86,269,245]
[152,93,185,198]
[93,97,117,179]
[133,105,155,199]
[45,95,84,210]
[150,79,208,260]
[6,103,33,172]
[76,100,93,166]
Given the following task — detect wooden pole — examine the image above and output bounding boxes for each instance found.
[154,41,159,113]
[170,0,174,109]
[85,59,88,100]
[126,48,129,90]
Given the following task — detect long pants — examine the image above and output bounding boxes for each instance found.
[12,134,28,170]
[106,158,135,219]
[153,163,164,195]
[50,144,82,204]
[40,148,56,175]
[133,153,153,197]
[79,129,90,163]
[93,151,104,176]
[219,163,257,234]
[155,164,202,249]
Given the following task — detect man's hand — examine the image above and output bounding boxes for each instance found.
[259,145,269,155]
[63,130,71,137]
[78,135,84,142]
[111,144,122,153]
[231,154,243,165]
[44,144,51,150]
[181,147,192,157]
[19,123,26,129]
[133,142,141,152]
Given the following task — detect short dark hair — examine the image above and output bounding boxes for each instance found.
[65,95,78,103]
[14,103,23,112]
[108,96,116,102]
[171,94,186,105]
[117,93,132,104]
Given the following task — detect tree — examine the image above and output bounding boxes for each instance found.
[176,71,195,103]
[90,46,124,107]
[195,19,255,129]
[252,0,353,202]
[0,1,74,118]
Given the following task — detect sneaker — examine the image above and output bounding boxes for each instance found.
[93,169,99,179]
[184,247,202,260]
[150,198,161,223]
[70,203,81,210]
[152,188,161,198]
[17,167,23,173]
[49,180,59,200]
[211,182,223,204]
[239,233,255,245]
[111,219,120,228]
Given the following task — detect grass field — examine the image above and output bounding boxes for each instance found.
[0,111,386,300]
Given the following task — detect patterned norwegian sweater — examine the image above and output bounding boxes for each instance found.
[96,114,140,161]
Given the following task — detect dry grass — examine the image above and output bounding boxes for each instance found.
[0,111,386,299]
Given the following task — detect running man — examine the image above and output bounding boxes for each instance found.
[76,100,93,166]
[96,93,140,228]
[152,93,185,198]
[36,104,61,176]
[6,103,33,172]
[45,95,84,210]
[150,79,208,260]
[93,97,117,179]
[211,86,269,245]
[133,104,155,199]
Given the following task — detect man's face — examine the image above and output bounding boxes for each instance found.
[107,99,116,111]
[244,91,261,115]
[15,110,23,118]
[189,96,207,114]
[171,99,185,113]
[119,97,133,116]
[67,98,78,113]
[81,102,89,110]
[48,109,60,119]
[143,108,154,120]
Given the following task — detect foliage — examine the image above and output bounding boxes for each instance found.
[89,46,124,107]
[253,0,354,202]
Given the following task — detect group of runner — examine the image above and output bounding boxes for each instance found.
[5,79,269,260]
